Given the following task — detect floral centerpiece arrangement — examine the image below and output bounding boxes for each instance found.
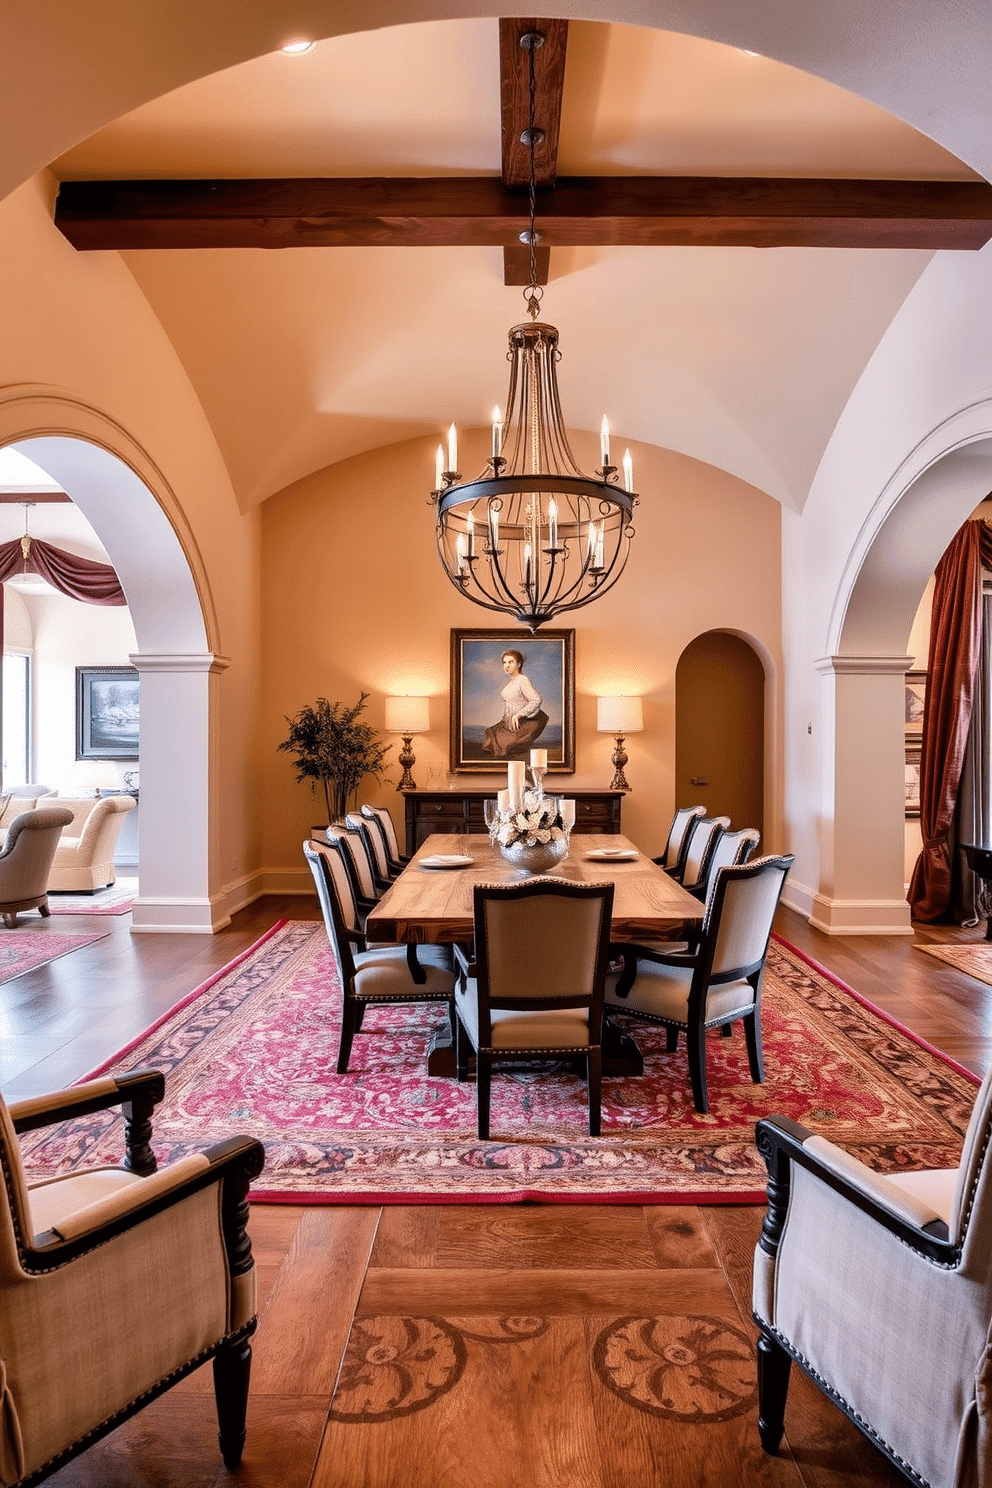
[495,797,566,849]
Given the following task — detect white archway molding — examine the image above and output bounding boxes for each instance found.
[2,3,990,204]
[0,387,230,933]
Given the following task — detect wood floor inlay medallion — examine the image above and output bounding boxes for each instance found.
[592,1315,757,1421]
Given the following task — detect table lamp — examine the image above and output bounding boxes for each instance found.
[597,696,643,791]
[385,696,430,791]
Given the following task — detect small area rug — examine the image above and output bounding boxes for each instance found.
[915,939,992,988]
[48,878,136,917]
[18,923,979,1205]
[0,929,109,985]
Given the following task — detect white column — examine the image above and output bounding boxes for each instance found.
[129,652,229,934]
[811,654,913,935]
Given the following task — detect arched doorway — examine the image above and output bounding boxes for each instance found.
[0,393,227,932]
[675,631,765,835]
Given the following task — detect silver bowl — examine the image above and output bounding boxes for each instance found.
[498,836,569,874]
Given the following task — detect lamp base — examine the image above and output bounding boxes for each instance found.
[609,732,631,792]
[396,734,417,791]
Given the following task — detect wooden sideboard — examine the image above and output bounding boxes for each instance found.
[402,787,624,856]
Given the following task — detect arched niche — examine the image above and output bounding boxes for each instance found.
[0,389,228,932]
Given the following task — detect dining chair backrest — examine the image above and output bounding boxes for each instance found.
[680,815,731,891]
[303,838,359,986]
[703,855,794,982]
[361,804,405,864]
[661,804,706,870]
[474,878,615,1014]
[343,813,391,891]
[358,808,398,878]
[327,821,378,901]
[700,826,761,903]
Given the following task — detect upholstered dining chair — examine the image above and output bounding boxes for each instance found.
[688,825,761,903]
[453,878,615,1140]
[655,803,706,876]
[607,854,794,1112]
[0,806,74,926]
[344,811,394,894]
[0,1068,264,1486]
[752,1064,992,1488]
[361,804,410,873]
[303,838,456,1074]
[674,814,731,894]
[319,823,379,919]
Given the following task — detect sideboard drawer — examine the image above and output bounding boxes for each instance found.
[574,798,620,831]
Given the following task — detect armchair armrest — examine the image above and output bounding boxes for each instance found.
[755,1116,955,1268]
[24,1134,265,1272]
[608,941,699,998]
[453,943,476,982]
[11,1068,165,1175]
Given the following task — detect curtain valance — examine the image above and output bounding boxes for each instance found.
[0,535,126,606]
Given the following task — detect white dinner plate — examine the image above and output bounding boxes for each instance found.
[584,848,638,862]
[418,854,474,870]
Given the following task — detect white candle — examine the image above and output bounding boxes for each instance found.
[595,521,604,569]
[587,520,595,563]
[492,405,502,460]
[524,540,532,585]
[507,760,525,809]
[497,788,511,812]
[600,415,610,467]
[466,511,474,556]
[456,533,467,573]
[435,444,444,489]
[548,497,558,550]
[623,448,633,492]
[447,422,458,473]
[488,501,499,552]
[530,749,548,768]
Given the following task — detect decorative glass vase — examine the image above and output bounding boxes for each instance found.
[498,836,569,874]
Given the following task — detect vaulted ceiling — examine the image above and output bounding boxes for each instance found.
[43,17,985,514]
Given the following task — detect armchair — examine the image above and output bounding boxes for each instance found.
[654,803,706,875]
[753,1064,992,1488]
[0,1068,264,1486]
[0,807,73,926]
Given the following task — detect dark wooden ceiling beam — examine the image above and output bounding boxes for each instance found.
[0,492,71,504]
[54,176,992,252]
[499,17,568,285]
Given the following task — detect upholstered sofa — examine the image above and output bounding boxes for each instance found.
[0,794,136,892]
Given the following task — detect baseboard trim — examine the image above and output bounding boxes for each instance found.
[809,894,913,936]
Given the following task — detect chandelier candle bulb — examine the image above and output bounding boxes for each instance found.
[435,444,444,490]
[456,534,467,574]
[447,423,458,474]
[600,416,610,468]
[623,449,633,492]
[492,406,502,460]
[488,503,499,551]
[524,540,532,586]
[549,498,558,550]
[466,511,474,557]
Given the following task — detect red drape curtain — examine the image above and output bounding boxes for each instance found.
[908,519,992,921]
[0,536,126,605]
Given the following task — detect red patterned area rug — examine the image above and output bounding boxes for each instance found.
[18,923,979,1205]
[0,928,109,984]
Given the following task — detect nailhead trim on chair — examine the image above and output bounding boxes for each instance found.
[752,1320,933,1488]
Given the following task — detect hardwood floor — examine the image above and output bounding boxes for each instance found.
[3,895,988,1487]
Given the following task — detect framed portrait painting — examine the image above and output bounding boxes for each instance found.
[450,628,575,772]
[75,666,140,761]
[905,743,921,820]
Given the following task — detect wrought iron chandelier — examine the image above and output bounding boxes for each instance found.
[431,30,637,632]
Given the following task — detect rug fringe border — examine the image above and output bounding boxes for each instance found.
[772,932,980,1086]
[79,919,291,1082]
[247,1185,768,1207]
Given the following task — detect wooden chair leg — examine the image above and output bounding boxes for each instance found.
[38,900,51,918]
[213,1336,253,1470]
[587,1047,602,1137]
[665,1025,680,1053]
[455,1011,470,1082]
[337,1000,360,1073]
[476,1052,492,1139]
[743,1010,765,1083]
[720,1022,732,1037]
[756,1330,791,1454]
[687,1025,709,1113]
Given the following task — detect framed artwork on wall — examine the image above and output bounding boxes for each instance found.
[450,628,575,772]
[905,743,921,819]
[905,671,927,739]
[76,666,140,761]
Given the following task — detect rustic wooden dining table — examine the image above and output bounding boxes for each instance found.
[365,832,704,1077]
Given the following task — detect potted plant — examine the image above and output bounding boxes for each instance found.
[278,692,391,825]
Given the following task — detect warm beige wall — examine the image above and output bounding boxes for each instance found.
[261,431,782,883]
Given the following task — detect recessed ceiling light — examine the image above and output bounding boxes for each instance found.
[281,39,314,54]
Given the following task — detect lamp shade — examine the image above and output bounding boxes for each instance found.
[385,696,430,734]
[596,696,643,734]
